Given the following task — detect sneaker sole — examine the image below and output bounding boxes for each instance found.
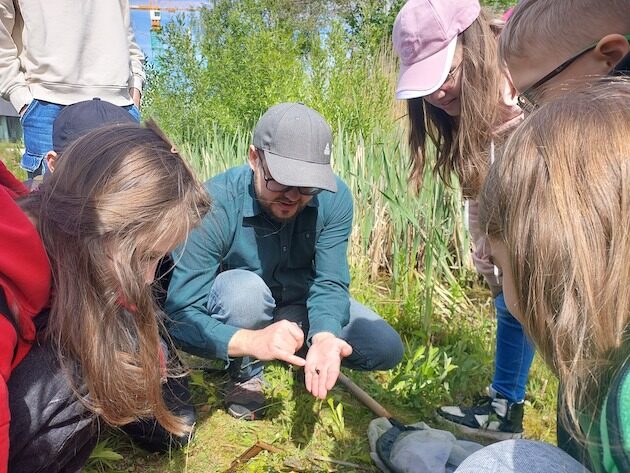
[226,405,257,421]
[437,415,523,442]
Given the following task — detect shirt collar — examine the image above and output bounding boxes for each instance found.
[242,171,260,218]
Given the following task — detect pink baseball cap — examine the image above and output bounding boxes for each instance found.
[393,0,481,99]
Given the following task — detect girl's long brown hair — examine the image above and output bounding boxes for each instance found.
[21,122,211,435]
[407,9,506,198]
[479,79,630,439]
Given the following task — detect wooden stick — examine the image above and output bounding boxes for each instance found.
[222,441,282,473]
[337,372,392,419]
[311,454,371,470]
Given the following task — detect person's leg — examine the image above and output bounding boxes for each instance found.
[122,374,195,452]
[207,269,276,419]
[438,293,534,440]
[492,292,535,403]
[19,100,64,178]
[454,439,590,473]
[340,299,403,371]
[207,269,276,380]
[8,340,97,473]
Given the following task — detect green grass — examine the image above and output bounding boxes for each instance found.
[2,126,555,472]
[86,283,556,472]
[0,142,24,180]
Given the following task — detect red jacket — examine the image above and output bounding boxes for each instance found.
[0,162,27,199]
[0,167,51,472]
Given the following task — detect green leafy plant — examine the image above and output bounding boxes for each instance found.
[327,398,346,440]
[84,438,124,473]
[387,343,458,411]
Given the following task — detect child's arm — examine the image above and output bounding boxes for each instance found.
[0,316,18,473]
[0,1,31,115]
[468,199,502,296]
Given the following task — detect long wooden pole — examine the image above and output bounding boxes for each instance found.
[337,372,392,419]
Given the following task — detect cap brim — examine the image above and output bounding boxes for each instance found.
[395,36,457,100]
[263,150,337,193]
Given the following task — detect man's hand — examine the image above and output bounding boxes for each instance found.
[129,87,141,108]
[227,320,306,367]
[304,332,352,399]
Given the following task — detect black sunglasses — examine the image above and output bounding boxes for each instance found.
[256,152,322,196]
[517,34,630,113]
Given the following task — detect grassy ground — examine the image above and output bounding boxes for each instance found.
[85,281,558,473]
[0,142,24,179]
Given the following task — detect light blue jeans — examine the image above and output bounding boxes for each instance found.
[208,269,404,380]
[20,99,141,177]
[454,440,590,472]
[492,293,536,402]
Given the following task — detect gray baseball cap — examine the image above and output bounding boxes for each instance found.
[253,102,337,193]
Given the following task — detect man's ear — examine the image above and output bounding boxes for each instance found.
[595,34,630,72]
[248,145,258,171]
[45,151,58,172]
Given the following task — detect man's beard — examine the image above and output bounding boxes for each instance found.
[257,196,307,223]
[254,171,308,222]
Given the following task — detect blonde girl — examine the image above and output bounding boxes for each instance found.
[6,122,210,472]
[463,79,630,473]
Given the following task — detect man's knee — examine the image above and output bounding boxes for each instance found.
[364,328,404,371]
[208,269,275,329]
[343,320,404,371]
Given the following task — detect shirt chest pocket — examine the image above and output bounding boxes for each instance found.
[287,231,315,270]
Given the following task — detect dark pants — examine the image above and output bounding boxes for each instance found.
[8,339,195,472]
[122,363,196,453]
[8,340,96,473]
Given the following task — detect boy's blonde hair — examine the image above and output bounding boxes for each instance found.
[499,0,630,64]
[479,78,630,438]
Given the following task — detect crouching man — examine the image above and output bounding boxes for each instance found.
[165,103,403,420]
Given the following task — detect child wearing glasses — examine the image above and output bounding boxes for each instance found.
[499,0,629,114]
[392,0,531,440]
[456,79,630,473]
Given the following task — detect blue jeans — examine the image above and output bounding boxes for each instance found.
[492,293,535,402]
[20,99,141,177]
[207,269,404,380]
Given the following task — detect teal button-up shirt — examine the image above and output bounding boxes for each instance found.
[165,165,353,361]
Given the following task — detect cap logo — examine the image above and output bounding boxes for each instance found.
[324,143,330,156]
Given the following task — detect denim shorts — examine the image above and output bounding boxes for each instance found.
[20,99,141,177]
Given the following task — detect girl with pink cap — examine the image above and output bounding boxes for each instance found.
[393,0,531,441]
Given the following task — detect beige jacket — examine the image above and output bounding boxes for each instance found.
[0,0,145,113]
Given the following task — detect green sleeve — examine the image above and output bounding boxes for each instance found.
[591,358,630,473]
[164,189,239,361]
[306,177,352,340]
